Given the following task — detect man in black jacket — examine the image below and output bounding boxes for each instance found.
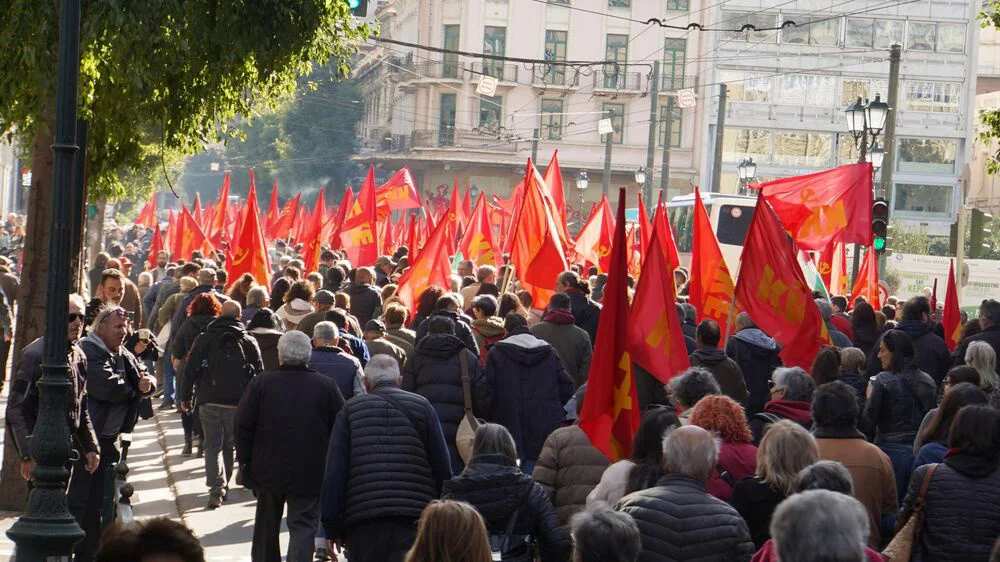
[689,319,748,406]
[414,293,479,355]
[954,298,1000,367]
[346,267,383,326]
[726,313,782,415]
[556,270,601,345]
[616,425,755,561]
[322,354,452,562]
[237,331,344,562]
[181,301,263,509]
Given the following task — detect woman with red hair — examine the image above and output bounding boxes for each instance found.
[689,394,757,501]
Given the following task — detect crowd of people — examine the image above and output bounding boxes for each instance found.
[5,220,1000,562]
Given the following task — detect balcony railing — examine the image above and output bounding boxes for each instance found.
[468,61,519,83]
[658,74,698,92]
[594,69,643,92]
[411,128,519,152]
[531,65,575,87]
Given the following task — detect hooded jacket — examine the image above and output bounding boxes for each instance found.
[401,333,488,472]
[180,316,263,407]
[415,310,480,356]
[689,348,749,406]
[866,320,951,385]
[726,328,782,415]
[532,424,610,526]
[346,283,383,325]
[484,333,575,462]
[249,328,282,372]
[443,454,571,562]
[564,288,601,345]
[471,317,506,364]
[749,400,813,444]
[531,310,593,387]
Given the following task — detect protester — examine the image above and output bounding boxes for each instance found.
[569,508,641,562]
[810,345,842,386]
[965,339,1000,393]
[587,407,680,506]
[870,296,951,385]
[555,271,601,344]
[295,289,336,337]
[666,366,720,425]
[912,382,987,467]
[247,308,283,372]
[530,292,592,387]
[689,319,748,405]
[616,425,755,561]
[171,293,221,456]
[816,299,852,348]
[236,331,344,562]
[242,285,269,325]
[484,313,574,473]
[311,321,366,400]
[461,265,496,311]
[749,367,815,444]
[442,423,571,562]
[382,303,416,356]
[415,293,479,354]
[768,490,870,562]
[689,394,757,501]
[96,517,205,562]
[403,500,493,562]
[412,286,446,332]
[469,295,506,363]
[346,267,383,325]
[954,298,1000,365]
[837,347,869,405]
[726,313,782,414]
[851,302,881,357]
[900,405,1000,560]
[811,381,896,547]
[226,273,256,307]
[275,280,315,331]
[362,319,407,369]
[326,308,371,366]
[732,420,819,548]
[322,355,452,562]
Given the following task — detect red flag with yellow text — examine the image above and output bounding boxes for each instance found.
[580,188,640,461]
[849,247,881,309]
[628,210,690,383]
[339,168,379,265]
[226,179,271,287]
[509,159,569,308]
[574,195,615,272]
[396,213,453,316]
[942,260,961,351]
[376,168,422,210]
[459,193,499,265]
[734,196,827,369]
[688,188,735,340]
[759,163,873,251]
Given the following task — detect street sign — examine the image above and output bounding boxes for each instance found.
[477,76,498,97]
[677,89,697,109]
[598,118,614,136]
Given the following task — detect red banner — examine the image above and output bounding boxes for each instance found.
[942,260,961,351]
[509,159,568,309]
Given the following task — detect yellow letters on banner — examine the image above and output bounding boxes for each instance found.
[613,352,634,419]
[644,314,673,354]
[347,225,374,245]
[798,201,847,242]
[757,265,788,308]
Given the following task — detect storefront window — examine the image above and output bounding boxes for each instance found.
[897,138,957,174]
[893,183,952,214]
[723,128,772,163]
[773,132,833,167]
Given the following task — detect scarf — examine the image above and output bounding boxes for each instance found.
[542,309,576,325]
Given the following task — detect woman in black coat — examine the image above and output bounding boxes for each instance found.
[169,293,220,456]
[442,423,571,562]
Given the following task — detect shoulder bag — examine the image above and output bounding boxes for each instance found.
[455,351,480,464]
[882,463,939,562]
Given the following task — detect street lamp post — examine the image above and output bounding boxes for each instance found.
[736,157,757,195]
[844,94,890,281]
[576,171,589,204]
[634,167,647,199]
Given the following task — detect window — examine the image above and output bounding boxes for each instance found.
[894,183,953,214]
[724,12,778,43]
[602,103,625,144]
[904,81,961,113]
[443,25,460,78]
[540,99,563,140]
[479,95,503,129]
[662,38,687,90]
[845,18,874,47]
[773,132,833,167]
[723,128,772,163]
[781,16,841,46]
[897,138,957,174]
[439,94,456,146]
[670,206,694,252]
[609,0,630,6]
[723,70,771,102]
[717,205,755,245]
[483,26,506,79]
[907,21,936,51]
[840,78,888,106]
[777,74,836,106]
[658,105,682,147]
[837,133,861,164]
[666,0,689,11]
[874,20,904,49]
[543,30,568,85]
[937,23,966,53]
[604,34,629,88]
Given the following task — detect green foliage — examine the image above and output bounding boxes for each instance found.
[180,64,364,204]
[980,1,1000,174]
[0,0,369,201]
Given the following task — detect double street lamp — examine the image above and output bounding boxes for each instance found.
[845,95,889,167]
[575,170,589,203]
[737,157,757,195]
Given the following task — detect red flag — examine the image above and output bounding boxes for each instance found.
[376,168,422,210]
[734,196,827,369]
[265,180,280,235]
[147,226,164,270]
[226,179,271,287]
[688,188,735,341]
[396,213,453,316]
[271,193,300,241]
[339,167,379,265]
[543,150,568,227]
[942,260,961,351]
[626,224,642,278]
[501,181,526,254]
[208,173,231,246]
[650,194,681,270]
[381,215,396,256]
[166,209,178,258]
[759,163,873,251]
[302,190,330,273]
[574,195,615,272]
[406,213,419,254]
[459,193,500,266]
[818,240,836,292]
[175,205,212,261]
[628,205,690,383]
[191,193,204,228]
[509,159,569,308]
[329,187,355,250]
[580,187,639,462]
[462,188,472,222]
[849,247,880,309]
[637,194,652,264]
[930,278,938,313]
[135,197,157,228]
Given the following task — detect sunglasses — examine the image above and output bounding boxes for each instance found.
[68,313,85,323]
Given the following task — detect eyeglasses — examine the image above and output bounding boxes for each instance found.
[68,313,85,323]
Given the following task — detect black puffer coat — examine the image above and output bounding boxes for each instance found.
[484,334,575,463]
[863,368,936,444]
[725,328,782,415]
[401,333,489,472]
[346,283,383,326]
[616,475,755,562]
[443,454,571,562]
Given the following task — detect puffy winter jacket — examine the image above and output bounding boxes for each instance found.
[726,329,782,415]
[863,368,936,444]
[346,283,382,325]
[310,346,364,400]
[401,333,489,472]
[616,474,755,562]
[532,425,610,526]
[485,333,575,463]
[443,454,571,562]
[689,348,749,406]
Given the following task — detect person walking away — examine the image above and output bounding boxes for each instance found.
[170,293,222,456]
[236,331,344,562]
[346,267,383,326]
[689,319,748,406]
[321,355,453,562]
[382,303,416,356]
[311,321,365,400]
[726,313,782,415]
[869,296,950,385]
[689,395,757,502]
[554,271,600,345]
[530,292,592,388]
[749,367,815,444]
[362,319,407,370]
[295,289,336,337]
[247,308,284,372]
[569,508,642,562]
[953,298,1000,366]
[180,301,263,509]
[469,295,506,365]
[404,500,493,562]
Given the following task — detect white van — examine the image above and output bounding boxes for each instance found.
[667,192,757,278]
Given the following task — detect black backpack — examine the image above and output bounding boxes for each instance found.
[196,330,258,399]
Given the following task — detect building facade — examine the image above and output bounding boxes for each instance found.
[0,136,22,217]
[354,0,711,223]
[701,0,980,235]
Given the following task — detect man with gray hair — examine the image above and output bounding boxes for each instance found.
[311,320,365,400]
[667,366,721,425]
[322,354,452,562]
[616,425,755,561]
[770,490,869,562]
[570,507,641,562]
[816,299,852,348]
[750,366,816,444]
[236,331,344,562]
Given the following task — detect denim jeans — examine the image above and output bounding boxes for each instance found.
[162,358,176,402]
[878,441,915,502]
[199,404,236,496]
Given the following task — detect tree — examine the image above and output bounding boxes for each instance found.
[0,0,367,508]
[981,3,1000,174]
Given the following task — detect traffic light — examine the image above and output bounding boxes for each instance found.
[969,209,992,258]
[346,0,368,16]
[872,197,889,254]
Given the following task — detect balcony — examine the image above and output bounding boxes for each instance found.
[467,61,520,84]
[658,74,698,92]
[593,69,644,93]
[395,60,465,83]
[530,65,579,89]
[410,128,519,153]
